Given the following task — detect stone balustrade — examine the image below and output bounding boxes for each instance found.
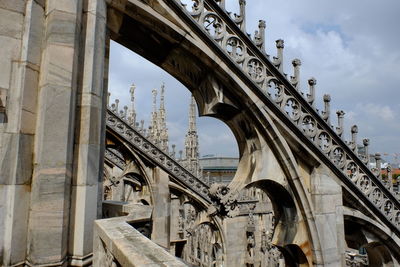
[93,204,187,267]
[172,0,400,232]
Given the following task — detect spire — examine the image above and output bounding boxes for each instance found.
[184,95,201,178]
[150,88,158,142]
[160,82,165,111]
[158,83,169,152]
[188,95,197,133]
[128,83,136,126]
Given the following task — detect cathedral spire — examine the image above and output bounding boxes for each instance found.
[128,83,136,126]
[158,83,168,152]
[188,95,197,133]
[184,95,201,177]
[150,88,158,142]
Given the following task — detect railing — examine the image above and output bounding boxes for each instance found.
[169,0,400,231]
[93,204,187,267]
[106,109,211,203]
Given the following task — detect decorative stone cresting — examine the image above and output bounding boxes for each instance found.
[174,0,400,230]
[106,109,211,203]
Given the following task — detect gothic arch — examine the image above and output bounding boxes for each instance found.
[106,0,324,263]
[344,209,400,265]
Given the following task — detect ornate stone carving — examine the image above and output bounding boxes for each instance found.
[174,0,400,231]
[208,183,239,217]
[183,223,224,267]
[345,250,368,267]
[106,110,211,203]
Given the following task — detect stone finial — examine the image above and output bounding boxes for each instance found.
[107,92,111,107]
[290,59,301,90]
[374,153,382,179]
[321,94,331,125]
[362,138,370,164]
[111,99,119,113]
[307,78,316,107]
[140,120,145,131]
[128,84,137,126]
[171,144,176,159]
[254,20,266,53]
[336,110,345,137]
[179,150,183,160]
[350,125,358,154]
[122,105,128,120]
[217,0,226,9]
[233,0,246,31]
[387,165,393,190]
[273,39,284,72]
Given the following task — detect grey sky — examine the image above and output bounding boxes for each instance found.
[108,0,400,164]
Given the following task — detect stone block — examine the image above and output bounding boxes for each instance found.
[0,9,23,39]
[0,36,21,89]
[84,0,106,19]
[46,0,80,16]
[31,170,71,207]
[35,84,75,166]
[0,184,31,265]
[27,214,69,264]
[44,10,78,46]
[76,104,102,145]
[80,11,106,97]
[69,184,99,256]
[20,109,36,134]
[40,44,75,87]
[74,143,102,186]
[21,67,39,113]
[312,193,342,214]
[0,133,33,185]
[314,214,342,264]
[0,0,26,14]
[24,1,45,66]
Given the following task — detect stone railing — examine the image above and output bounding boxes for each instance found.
[93,204,188,267]
[106,109,211,203]
[170,0,400,230]
[105,147,127,170]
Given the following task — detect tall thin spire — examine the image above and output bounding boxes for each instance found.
[188,95,197,133]
[128,83,136,126]
[150,88,158,142]
[184,95,201,177]
[158,83,168,152]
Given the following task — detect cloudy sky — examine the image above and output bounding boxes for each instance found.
[108,0,400,164]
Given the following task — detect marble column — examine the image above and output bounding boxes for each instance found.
[68,0,107,265]
[0,0,44,265]
[27,0,82,265]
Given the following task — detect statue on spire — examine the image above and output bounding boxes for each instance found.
[150,88,158,143]
[158,83,169,152]
[128,83,137,126]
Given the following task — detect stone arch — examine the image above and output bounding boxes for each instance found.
[104,130,159,206]
[243,179,297,241]
[363,242,394,267]
[183,222,225,266]
[106,0,323,263]
[344,209,400,265]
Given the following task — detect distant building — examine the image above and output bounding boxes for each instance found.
[199,156,238,184]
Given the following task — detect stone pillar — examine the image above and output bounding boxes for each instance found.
[151,167,171,248]
[311,166,346,266]
[68,0,107,265]
[26,0,82,265]
[0,0,44,265]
